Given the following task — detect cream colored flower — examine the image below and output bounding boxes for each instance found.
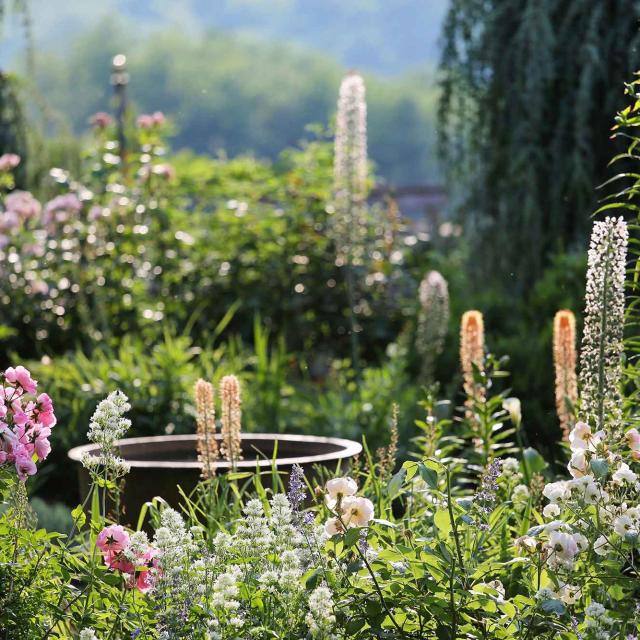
[340,496,374,528]
[568,422,591,451]
[503,397,521,426]
[559,583,580,605]
[593,535,611,556]
[626,428,640,460]
[514,535,538,555]
[543,503,560,519]
[568,450,588,478]
[612,462,637,485]
[325,477,358,508]
[324,517,345,537]
[548,530,578,562]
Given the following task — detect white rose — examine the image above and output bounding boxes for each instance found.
[568,450,588,479]
[543,481,568,503]
[559,583,580,605]
[569,422,591,451]
[593,535,610,556]
[340,496,374,527]
[612,462,637,485]
[613,514,637,538]
[325,477,358,508]
[543,503,561,518]
[548,530,578,561]
[323,517,345,536]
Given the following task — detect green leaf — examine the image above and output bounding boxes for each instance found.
[523,448,547,473]
[434,509,452,535]
[541,599,566,616]
[590,458,609,480]
[418,462,439,489]
[71,504,86,530]
[343,527,361,549]
[387,467,406,499]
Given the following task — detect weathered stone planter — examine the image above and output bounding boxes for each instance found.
[68,433,362,522]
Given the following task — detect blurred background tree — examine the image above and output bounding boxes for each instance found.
[440,0,640,290]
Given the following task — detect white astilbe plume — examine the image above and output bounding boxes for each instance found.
[416,270,450,382]
[81,390,131,477]
[579,216,628,433]
[333,71,368,264]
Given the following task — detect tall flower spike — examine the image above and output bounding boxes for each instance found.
[220,375,243,467]
[416,270,450,382]
[460,310,485,394]
[333,71,368,264]
[195,379,218,479]
[579,216,628,433]
[553,310,578,441]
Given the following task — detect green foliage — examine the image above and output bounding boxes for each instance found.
[439,0,640,287]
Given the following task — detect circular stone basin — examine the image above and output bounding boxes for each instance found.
[68,433,362,523]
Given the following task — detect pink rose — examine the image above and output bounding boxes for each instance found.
[97,524,130,555]
[135,547,159,593]
[152,111,166,126]
[104,550,135,573]
[36,393,57,428]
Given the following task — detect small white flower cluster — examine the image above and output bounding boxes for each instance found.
[79,629,98,640]
[532,417,640,632]
[150,495,335,639]
[152,507,204,637]
[585,602,614,640]
[81,390,132,477]
[579,216,627,433]
[323,477,374,535]
[305,583,338,639]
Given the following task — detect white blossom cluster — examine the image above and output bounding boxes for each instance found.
[526,419,640,631]
[416,270,450,382]
[333,72,368,264]
[305,584,338,639]
[150,495,334,640]
[81,390,132,477]
[579,217,628,433]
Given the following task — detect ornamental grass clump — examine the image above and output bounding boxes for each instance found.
[553,310,578,440]
[416,270,450,382]
[220,374,242,467]
[195,378,219,479]
[579,216,628,433]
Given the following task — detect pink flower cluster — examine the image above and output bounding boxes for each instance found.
[42,193,82,230]
[0,153,20,172]
[0,366,56,481]
[137,111,166,129]
[96,525,159,593]
[89,112,114,129]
